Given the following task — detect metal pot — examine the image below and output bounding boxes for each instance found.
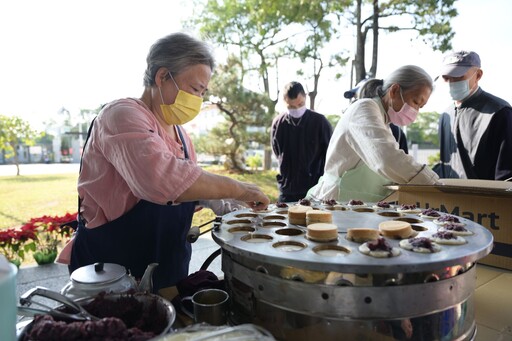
[212,203,494,341]
[60,262,158,299]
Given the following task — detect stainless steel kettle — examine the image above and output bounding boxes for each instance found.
[60,262,158,299]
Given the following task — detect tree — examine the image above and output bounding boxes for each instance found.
[406,111,440,148]
[193,0,349,168]
[0,115,37,175]
[349,0,458,83]
[199,56,274,172]
[280,1,351,110]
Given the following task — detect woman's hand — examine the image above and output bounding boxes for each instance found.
[234,181,270,211]
[176,170,269,210]
[197,199,247,215]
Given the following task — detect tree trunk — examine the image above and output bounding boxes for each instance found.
[10,142,21,176]
[263,148,272,171]
[228,151,246,173]
[354,0,366,83]
[369,0,379,78]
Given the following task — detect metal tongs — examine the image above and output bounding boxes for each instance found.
[18,286,99,322]
[187,216,222,243]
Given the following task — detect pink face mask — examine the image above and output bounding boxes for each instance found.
[387,88,418,126]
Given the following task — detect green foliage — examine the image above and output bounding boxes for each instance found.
[246,154,263,171]
[406,111,440,147]
[326,114,341,129]
[194,0,350,100]
[201,56,275,171]
[0,115,37,175]
[35,131,54,145]
[0,115,36,156]
[427,152,441,168]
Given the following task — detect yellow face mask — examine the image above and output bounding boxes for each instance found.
[159,73,203,125]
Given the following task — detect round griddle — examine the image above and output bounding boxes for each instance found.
[212,203,494,274]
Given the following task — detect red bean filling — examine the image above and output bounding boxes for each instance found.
[275,202,289,208]
[400,204,417,210]
[421,208,440,217]
[299,199,311,206]
[38,291,168,340]
[323,199,337,206]
[367,237,392,251]
[24,315,155,341]
[438,215,460,223]
[433,231,456,239]
[349,199,364,205]
[376,201,391,208]
[409,237,434,250]
[443,224,467,232]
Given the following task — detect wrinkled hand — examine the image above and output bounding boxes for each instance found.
[401,319,413,339]
[235,182,270,211]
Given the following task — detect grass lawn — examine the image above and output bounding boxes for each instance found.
[0,173,79,229]
[0,166,280,230]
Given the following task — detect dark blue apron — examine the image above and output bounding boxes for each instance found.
[70,118,196,293]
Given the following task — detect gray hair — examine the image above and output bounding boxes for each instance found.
[358,65,433,99]
[143,32,215,87]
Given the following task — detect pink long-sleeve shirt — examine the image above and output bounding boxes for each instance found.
[57,98,202,264]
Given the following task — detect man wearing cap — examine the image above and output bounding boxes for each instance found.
[437,50,512,180]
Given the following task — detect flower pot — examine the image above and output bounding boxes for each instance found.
[33,249,57,265]
[9,258,21,268]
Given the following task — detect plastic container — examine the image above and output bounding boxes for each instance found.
[0,255,18,341]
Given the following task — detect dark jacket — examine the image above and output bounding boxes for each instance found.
[271,110,332,201]
[437,88,512,180]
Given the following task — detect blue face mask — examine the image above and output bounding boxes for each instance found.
[449,71,476,101]
[449,80,470,101]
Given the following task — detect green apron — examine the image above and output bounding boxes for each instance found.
[309,163,393,202]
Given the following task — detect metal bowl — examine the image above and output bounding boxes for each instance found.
[18,292,175,340]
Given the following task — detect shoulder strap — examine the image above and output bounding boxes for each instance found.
[77,117,97,225]
[175,126,190,159]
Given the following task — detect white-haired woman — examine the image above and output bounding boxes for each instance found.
[308,65,440,202]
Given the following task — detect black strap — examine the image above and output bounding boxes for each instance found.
[176,126,189,160]
[76,117,97,226]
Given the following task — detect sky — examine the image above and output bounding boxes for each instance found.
[0,0,511,131]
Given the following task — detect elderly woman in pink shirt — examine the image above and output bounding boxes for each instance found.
[57,33,269,292]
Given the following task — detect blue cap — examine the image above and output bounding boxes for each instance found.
[441,51,481,77]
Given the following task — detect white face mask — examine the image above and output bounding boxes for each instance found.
[287,106,307,118]
[449,71,477,101]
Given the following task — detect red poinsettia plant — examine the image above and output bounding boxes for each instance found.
[0,212,77,266]
[0,228,37,267]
